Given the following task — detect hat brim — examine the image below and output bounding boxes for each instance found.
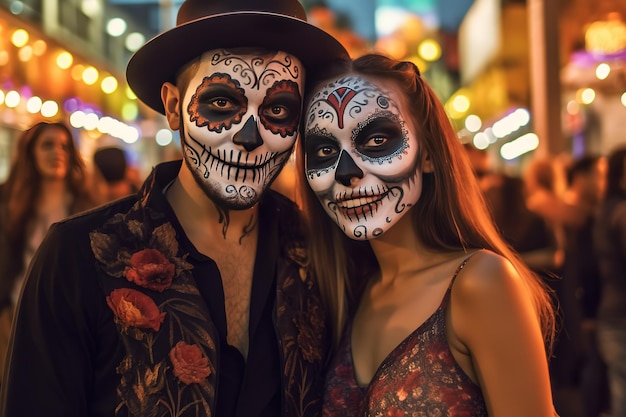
[126,11,350,114]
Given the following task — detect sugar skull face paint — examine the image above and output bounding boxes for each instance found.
[304,75,425,240]
[181,49,303,209]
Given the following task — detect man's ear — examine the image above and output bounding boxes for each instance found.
[161,82,181,130]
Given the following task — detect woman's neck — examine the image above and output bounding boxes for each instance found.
[368,214,455,285]
[37,178,69,212]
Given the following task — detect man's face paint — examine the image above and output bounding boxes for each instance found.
[304,75,424,240]
[181,49,303,209]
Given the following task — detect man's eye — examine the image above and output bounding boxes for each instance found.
[263,105,289,120]
[209,98,236,111]
[364,136,388,147]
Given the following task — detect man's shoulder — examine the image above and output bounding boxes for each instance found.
[51,195,140,238]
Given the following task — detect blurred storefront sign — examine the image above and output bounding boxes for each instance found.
[458,0,500,86]
[561,12,626,154]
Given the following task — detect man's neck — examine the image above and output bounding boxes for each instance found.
[165,165,259,249]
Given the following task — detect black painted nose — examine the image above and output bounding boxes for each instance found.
[335,151,363,186]
[233,116,263,152]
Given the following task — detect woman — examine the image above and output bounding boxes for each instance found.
[0,121,94,380]
[593,147,626,417]
[297,54,557,416]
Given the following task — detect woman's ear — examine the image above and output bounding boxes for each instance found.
[161,82,181,130]
[422,151,434,173]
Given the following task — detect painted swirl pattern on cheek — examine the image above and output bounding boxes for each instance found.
[326,200,341,227]
[390,186,406,213]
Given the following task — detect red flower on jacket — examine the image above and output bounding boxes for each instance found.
[169,341,212,384]
[125,248,175,292]
[107,288,166,331]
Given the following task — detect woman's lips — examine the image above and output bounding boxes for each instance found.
[337,192,387,219]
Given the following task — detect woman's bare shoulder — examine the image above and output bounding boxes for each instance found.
[452,250,522,300]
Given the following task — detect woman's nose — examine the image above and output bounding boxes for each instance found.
[335,151,363,186]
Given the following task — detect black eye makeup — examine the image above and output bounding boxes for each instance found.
[261,93,300,122]
[260,80,302,137]
[352,111,408,163]
[305,127,341,175]
[188,73,248,133]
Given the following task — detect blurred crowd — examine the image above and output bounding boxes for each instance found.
[465,143,626,417]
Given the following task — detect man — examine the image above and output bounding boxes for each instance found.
[0,0,348,415]
[93,146,138,204]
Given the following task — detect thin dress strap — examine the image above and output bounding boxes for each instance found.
[447,250,481,290]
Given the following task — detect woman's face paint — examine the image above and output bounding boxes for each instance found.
[181,49,303,209]
[304,74,425,240]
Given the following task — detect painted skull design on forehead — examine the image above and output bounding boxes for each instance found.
[304,74,425,240]
[181,49,303,210]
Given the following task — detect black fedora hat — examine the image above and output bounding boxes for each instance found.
[126,0,350,114]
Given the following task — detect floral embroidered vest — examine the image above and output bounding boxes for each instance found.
[89,168,328,417]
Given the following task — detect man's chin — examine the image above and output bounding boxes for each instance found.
[205,182,265,211]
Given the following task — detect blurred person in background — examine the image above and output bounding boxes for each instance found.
[523,155,592,415]
[593,147,626,417]
[463,144,560,278]
[462,143,502,194]
[523,156,589,269]
[524,157,565,270]
[0,121,95,384]
[92,146,139,204]
[299,53,557,416]
[561,155,609,417]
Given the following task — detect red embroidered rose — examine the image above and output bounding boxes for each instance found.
[169,341,212,385]
[125,248,175,291]
[106,288,166,331]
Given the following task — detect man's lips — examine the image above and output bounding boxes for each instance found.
[199,147,291,184]
[210,148,277,169]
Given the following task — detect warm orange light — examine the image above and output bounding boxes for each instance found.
[56,51,73,69]
[11,29,29,48]
[71,64,85,81]
[32,40,47,56]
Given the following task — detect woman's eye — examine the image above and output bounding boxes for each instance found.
[317,146,337,158]
[365,136,388,147]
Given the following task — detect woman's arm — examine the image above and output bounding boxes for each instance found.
[449,251,555,417]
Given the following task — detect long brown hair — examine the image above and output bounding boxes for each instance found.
[296,53,556,353]
[1,121,90,269]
